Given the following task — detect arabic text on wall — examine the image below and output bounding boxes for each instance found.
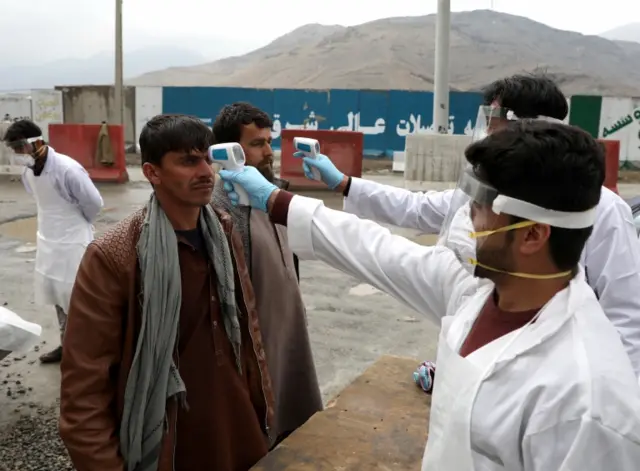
[269,111,475,139]
[602,109,640,138]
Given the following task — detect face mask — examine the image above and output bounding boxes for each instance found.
[445,206,477,275]
[13,154,35,167]
[446,207,573,280]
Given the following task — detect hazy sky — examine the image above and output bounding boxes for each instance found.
[2,0,638,63]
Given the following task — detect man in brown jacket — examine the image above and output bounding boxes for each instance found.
[59,114,275,471]
[212,103,323,445]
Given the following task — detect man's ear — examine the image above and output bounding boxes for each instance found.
[34,140,47,156]
[519,224,551,256]
[142,162,161,186]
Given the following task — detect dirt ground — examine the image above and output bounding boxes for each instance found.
[618,170,640,184]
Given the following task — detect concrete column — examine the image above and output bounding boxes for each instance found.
[114,0,124,126]
[433,0,451,134]
[404,134,471,182]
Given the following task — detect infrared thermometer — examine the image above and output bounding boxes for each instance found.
[208,143,250,206]
[293,137,322,181]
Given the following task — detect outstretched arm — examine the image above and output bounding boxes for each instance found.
[295,152,454,233]
[343,177,454,233]
[219,166,477,323]
[268,189,476,324]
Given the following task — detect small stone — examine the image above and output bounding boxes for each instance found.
[0,403,73,469]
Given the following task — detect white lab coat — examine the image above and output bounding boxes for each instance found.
[286,194,640,470]
[344,178,640,379]
[23,149,97,312]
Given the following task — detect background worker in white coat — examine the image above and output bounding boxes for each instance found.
[303,74,640,380]
[220,120,640,470]
[3,120,103,363]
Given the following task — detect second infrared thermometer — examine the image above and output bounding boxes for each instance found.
[293,137,322,181]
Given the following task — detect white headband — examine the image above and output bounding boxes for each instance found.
[505,110,564,124]
[492,195,596,229]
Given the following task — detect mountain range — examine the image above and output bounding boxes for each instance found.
[127,11,640,96]
[2,11,640,96]
[601,23,640,43]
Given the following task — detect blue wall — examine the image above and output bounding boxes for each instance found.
[162,87,483,158]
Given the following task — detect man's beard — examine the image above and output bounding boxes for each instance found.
[474,243,514,281]
[257,161,275,182]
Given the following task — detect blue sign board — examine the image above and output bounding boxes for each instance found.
[162,86,482,158]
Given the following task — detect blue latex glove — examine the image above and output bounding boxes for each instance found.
[218,166,278,212]
[293,151,345,190]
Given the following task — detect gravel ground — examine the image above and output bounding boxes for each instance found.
[0,403,73,471]
[0,341,72,471]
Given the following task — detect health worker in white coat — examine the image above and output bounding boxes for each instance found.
[304,74,640,383]
[219,120,640,470]
[3,120,103,364]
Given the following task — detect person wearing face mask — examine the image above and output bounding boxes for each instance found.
[301,74,640,385]
[219,120,640,470]
[211,102,323,448]
[2,119,103,364]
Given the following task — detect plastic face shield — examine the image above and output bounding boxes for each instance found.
[473,106,566,142]
[3,136,42,167]
[4,136,42,154]
[437,167,502,258]
[438,166,598,277]
[472,106,514,141]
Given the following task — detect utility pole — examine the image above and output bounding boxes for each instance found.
[114,0,124,125]
[433,0,451,134]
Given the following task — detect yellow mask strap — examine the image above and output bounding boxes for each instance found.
[470,220,536,239]
[466,258,572,280]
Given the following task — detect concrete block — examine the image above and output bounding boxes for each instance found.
[404,134,472,182]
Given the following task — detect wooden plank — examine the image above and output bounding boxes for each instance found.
[252,355,430,471]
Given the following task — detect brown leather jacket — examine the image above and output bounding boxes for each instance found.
[59,207,276,471]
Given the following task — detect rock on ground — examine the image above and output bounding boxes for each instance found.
[0,402,73,471]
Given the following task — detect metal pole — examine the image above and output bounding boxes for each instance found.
[114,0,124,125]
[433,0,451,134]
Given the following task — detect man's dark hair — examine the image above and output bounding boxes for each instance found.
[139,114,214,165]
[212,102,273,143]
[482,74,568,121]
[3,119,43,143]
[465,120,605,270]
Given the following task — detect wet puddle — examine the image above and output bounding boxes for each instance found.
[0,217,37,244]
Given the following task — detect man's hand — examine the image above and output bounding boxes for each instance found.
[219,167,278,212]
[293,152,348,191]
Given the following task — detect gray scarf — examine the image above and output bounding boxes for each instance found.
[119,194,241,471]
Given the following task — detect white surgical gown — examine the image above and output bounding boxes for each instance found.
[287,194,640,471]
[344,178,640,380]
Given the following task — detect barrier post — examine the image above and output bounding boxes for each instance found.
[49,124,129,183]
[597,139,620,194]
